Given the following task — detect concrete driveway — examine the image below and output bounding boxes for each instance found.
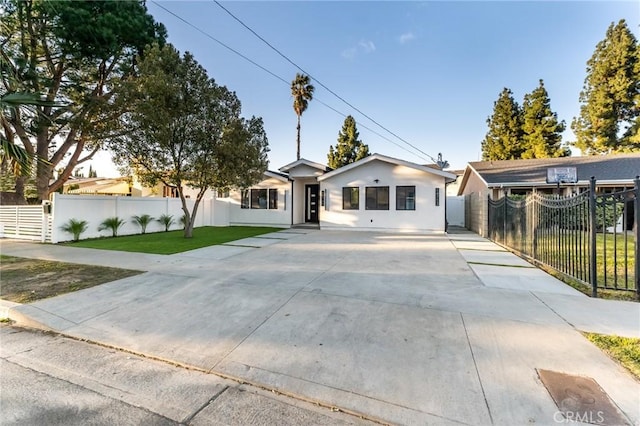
[2,231,639,425]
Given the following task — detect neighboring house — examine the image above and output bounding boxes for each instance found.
[445,170,464,196]
[63,177,135,196]
[458,153,640,199]
[457,153,640,236]
[235,153,456,233]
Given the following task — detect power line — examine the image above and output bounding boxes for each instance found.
[150,1,431,162]
[212,0,439,164]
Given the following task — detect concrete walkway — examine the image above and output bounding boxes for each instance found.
[1,230,639,425]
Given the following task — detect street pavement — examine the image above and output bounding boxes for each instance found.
[0,325,369,425]
[1,229,639,425]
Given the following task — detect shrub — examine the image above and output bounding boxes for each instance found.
[98,217,126,237]
[59,219,88,242]
[157,214,174,232]
[132,214,154,234]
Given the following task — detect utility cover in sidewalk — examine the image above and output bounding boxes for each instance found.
[537,369,630,425]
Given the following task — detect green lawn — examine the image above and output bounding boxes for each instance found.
[528,232,636,294]
[596,233,636,291]
[67,226,283,254]
[585,333,640,379]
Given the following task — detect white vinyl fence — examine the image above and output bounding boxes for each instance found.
[1,193,231,244]
[49,193,230,243]
[446,195,465,227]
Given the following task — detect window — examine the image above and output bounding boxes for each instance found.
[396,186,416,210]
[241,190,250,209]
[269,189,278,209]
[365,186,389,210]
[342,187,359,210]
[251,189,268,209]
[435,188,440,206]
[243,188,278,209]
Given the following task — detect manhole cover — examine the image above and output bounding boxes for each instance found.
[537,369,630,425]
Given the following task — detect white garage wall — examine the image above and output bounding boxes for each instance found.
[319,161,447,233]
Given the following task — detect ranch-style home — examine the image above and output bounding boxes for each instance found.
[228,153,456,233]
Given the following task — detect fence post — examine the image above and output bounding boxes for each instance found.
[634,176,640,300]
[589,176,597,298]
[502,189,507,245]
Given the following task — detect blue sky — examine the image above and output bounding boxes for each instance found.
[91,1,639,175]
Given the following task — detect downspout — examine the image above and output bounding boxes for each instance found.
[290,179,294,227]
[444,181,448,233]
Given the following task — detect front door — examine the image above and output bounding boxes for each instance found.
[305,184,320,223]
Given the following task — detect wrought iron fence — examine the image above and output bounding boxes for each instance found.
[487,177,639,298]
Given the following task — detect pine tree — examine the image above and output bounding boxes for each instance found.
[521,80,569,158]
[481,88,524,160]
[571,20,640,154]
[327,115,370,169]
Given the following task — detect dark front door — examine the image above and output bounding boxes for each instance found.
[305,184,320,223]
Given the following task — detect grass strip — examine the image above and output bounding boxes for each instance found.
[66,226,281,254]
[584,333,640,379]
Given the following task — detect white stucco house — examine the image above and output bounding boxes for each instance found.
[228,153,456,233]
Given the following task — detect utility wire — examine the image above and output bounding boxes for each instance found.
[212,0,439,164]
[150,1,430,161]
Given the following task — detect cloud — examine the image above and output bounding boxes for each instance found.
[358,40,376,53]
[398,32,416,44]
[341,47,358,59]
[342,39,376,59]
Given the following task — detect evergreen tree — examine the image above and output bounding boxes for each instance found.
[522,80,569,158]
[88,165,97,178]
[327,116,370,169]
[1,0,166,201]
[481,88,524,160]
[571,20,640,154]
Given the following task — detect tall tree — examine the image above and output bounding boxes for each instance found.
[111,44,269,238]
[571,19,640,154]
[521,80,569,158]
[291,73,314,160]
[481,88,524,160]
[0,0,165,201]
[327,115,370,168]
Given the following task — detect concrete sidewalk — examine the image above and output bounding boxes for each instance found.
[1,230,639,425]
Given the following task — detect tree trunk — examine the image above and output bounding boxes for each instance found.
[296,114,301,160]
[13,176,27,204]
[35,127,51,201]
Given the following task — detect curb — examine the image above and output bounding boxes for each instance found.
[0,299,21,320]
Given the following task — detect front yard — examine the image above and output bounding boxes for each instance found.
[66,226,282,254]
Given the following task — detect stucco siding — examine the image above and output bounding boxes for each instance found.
[228,177,290,227]
[319,161,446,232]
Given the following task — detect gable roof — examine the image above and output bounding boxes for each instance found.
[317,153,457,182]
[459,154,640,193]
[264,170,291,183]
[279,158,331,173]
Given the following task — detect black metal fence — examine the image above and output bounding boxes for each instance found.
[487,177,639,298]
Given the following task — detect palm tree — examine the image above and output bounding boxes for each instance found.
[291,73,315,160]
